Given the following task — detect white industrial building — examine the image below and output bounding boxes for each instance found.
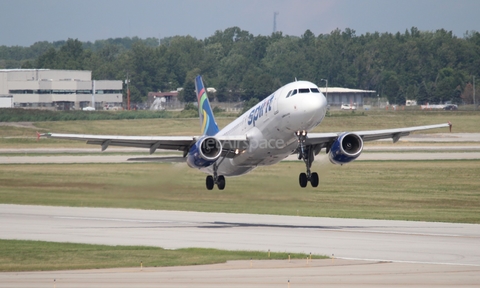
[0,69,123,110]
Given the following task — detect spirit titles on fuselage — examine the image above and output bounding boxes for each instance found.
[247,94,274,127]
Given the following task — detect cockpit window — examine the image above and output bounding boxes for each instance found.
[288,88,316,97]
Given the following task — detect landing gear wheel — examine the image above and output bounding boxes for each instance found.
[217,175,226,190]
[206,175,214,190]
[299,173,308,188]
[310,172,319,187]
[295,130,320,188]
[206,161,227,190]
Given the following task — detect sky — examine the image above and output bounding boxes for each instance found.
[1,0,479,47]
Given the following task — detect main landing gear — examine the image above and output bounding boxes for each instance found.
[295,130,319,188]
[206,162,226,190]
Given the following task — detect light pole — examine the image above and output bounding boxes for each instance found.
[377,94,380,108]
[320,78,328,101]
[474,75,476,111]
[126,72,131,111]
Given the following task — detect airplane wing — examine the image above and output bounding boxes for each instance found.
[305,123,452,148]
[40,133,248,157]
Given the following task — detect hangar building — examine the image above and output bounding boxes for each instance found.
[319,87,376,107]
[0,69,123,110]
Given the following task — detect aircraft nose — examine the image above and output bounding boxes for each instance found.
[293,92,327,129]
[300,92,326,117]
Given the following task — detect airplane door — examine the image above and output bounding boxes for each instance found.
[272,88,281,115]
[273,84,289,114]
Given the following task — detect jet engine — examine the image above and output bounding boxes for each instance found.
[187,136,222,168]
[328,132,363,165]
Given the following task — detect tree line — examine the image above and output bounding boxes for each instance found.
[1,27,479,105]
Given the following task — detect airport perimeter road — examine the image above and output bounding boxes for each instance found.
[2,204,480,266]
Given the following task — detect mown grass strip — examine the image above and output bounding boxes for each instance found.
[0,239,326,272]
[0,108,240,122]
[1,160,479,223]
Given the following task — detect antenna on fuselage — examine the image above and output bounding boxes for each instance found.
[295,77,297,82]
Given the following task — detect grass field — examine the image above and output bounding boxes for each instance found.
[0,239,324,272]
[1,160,479,223]
[0,110,478,149]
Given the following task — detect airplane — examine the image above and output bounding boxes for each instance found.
[40,75,451,190]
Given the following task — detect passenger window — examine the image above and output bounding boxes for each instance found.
[286,90,292,98]
[310,88,320,93]
[299,88,310,93]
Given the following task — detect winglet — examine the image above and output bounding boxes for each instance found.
[195,75,220,136]
[37,132,51,140]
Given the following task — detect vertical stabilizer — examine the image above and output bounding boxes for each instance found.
[195,75,220,136]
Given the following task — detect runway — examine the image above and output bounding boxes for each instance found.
[2,204,480,266]
[1,152,480,163]
[1,204,480,287]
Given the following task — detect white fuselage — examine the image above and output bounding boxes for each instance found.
[203,81,328,176]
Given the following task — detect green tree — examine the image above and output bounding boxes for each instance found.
[36,47,57,68]
[435,68,465,103]
[14,26,479,107]
[56,39,88,70]
[380,71,401,104]
[178,68,201,103]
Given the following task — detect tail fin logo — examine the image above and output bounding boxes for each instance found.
[195,76,220,136]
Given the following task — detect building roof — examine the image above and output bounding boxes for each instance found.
[319,87,376,93]
[0,69,90,72]
[0,69,49,72]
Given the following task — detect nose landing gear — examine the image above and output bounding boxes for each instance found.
[295,130,319,188]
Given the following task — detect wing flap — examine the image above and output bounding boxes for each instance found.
[305,132,340,146]
[41,133,250,156]
[355,123,451,142]
[42,133,196,153]
[305,123,451,146]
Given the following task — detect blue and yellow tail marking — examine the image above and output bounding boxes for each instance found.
[195,75,219,136]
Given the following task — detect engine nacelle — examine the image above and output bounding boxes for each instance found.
[328,132,363,165]
[186,136,222,168]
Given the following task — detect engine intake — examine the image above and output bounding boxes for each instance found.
[187,136,222,168]
[329,132,363,165]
